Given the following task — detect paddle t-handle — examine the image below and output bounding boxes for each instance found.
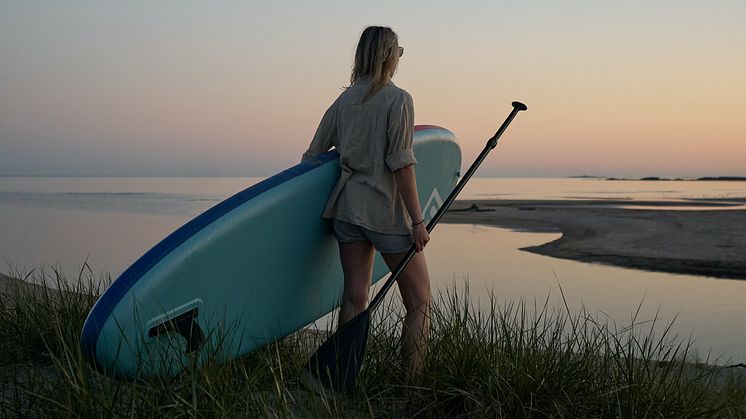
[368,101,527,312]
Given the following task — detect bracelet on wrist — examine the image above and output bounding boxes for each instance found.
[412,218,425,226]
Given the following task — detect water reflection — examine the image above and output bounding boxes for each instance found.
[2,176,744,364]
[422,224,746,364]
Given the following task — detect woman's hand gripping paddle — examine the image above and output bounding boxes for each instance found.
[304,101,528,393]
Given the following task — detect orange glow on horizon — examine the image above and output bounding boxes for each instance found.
[1,2,744,177]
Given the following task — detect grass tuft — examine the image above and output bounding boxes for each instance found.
[1,268,744,417]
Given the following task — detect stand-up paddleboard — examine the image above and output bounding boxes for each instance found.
[81,125,461,378]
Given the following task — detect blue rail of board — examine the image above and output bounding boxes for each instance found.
[80,151,340,366]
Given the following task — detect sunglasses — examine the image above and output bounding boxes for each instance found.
[397,46,404,57]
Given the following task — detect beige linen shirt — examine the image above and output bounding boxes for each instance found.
[301,79,417,235]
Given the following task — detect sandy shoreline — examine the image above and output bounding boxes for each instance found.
[443,198,746,280]
[3,198,745,283]
[0,273,43,296]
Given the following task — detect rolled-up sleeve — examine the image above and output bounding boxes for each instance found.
[385,91,417,171]
[302,100,339,163]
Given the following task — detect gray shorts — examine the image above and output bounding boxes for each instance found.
[333,220,413,254]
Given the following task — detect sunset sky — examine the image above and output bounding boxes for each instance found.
[1,1,744,177]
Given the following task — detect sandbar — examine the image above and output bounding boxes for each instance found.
[443,198,746,280]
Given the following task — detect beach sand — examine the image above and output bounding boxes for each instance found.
[0,273,44,296]
[443,198,746,280]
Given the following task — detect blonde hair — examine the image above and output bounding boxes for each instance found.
[351,26,401,102]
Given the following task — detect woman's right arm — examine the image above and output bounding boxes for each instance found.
[387,91,429,251]
[394,165,429,252]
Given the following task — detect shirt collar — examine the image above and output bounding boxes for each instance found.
[354,76,394,86]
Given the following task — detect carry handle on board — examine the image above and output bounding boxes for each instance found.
[305,101,527,393]
[147,307,205,353]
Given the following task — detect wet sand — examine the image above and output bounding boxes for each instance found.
[443,198,746,280]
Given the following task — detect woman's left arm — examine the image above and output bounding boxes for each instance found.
[301,101,339,162]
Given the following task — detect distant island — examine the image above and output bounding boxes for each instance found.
[604,176,746,182]
[697,177,746,181]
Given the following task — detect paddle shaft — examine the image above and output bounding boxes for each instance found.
[368,101,527,312]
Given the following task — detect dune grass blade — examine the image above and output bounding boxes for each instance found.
[1,267,745,417]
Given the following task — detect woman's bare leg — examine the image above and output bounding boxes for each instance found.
[338,240,375,326]
[381,251,431,382]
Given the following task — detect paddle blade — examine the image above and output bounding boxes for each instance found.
[305,309,371,393]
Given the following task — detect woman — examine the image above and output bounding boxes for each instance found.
[301,26,431,381]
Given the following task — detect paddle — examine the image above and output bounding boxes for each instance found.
[305,101,528,393]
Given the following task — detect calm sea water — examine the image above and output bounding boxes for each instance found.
[1,177,745,363]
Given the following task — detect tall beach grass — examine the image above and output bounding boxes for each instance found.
[1,267,744,417]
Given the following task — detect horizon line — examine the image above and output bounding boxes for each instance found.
[1,174,745,180]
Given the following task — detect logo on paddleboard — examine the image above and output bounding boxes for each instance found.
[423,188,443,224]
